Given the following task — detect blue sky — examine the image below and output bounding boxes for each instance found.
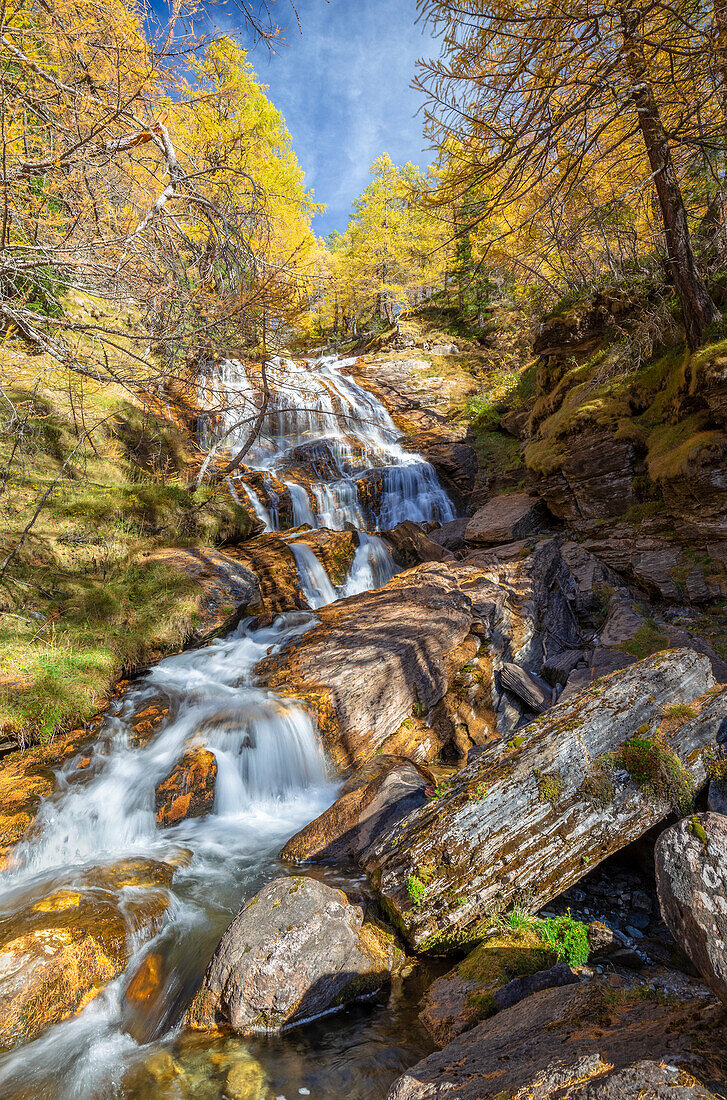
[234,0,438,238]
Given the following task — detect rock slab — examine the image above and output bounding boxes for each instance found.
[364,651,724,951]
[655,812,727,1003]
[465,493,545,546]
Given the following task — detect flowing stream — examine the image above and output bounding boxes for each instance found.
[0,354,453,1099]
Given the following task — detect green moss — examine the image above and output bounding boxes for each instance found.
[688,814,708,849]
[536,770,564,803]
[613,735,695,814]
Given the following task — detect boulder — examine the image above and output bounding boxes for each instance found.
[708,781,727,814]
[655,813,727,1003]
[281,755,433,864]
[155,746,217,827]
[257,563,476,768]
[498,662,551,713]
[362,652,725,952]
[465,493,546,546]
[186,876,402,1035]
[430,343,458,355]
[388,977,720,1100]
[381,520,452,566]
[428,517,469,551]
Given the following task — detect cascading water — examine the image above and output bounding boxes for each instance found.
[289,542,338,609]
[200,353,455,532]
[0,351,454,1100]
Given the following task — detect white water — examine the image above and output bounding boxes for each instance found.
[289,542,338,609]
[200,354,455,532]
[0,352,456,1099]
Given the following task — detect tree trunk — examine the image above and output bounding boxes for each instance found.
[620,7,720,348]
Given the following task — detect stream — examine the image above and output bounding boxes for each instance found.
[0,354,454,1099]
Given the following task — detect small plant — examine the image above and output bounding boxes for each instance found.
[406,875,426,909]
[615,734,694,814]
[705,745,727,789]
[507,734,526,750]
[537,770,564,803]
[428,779,452,801]
[468,781,489,802]
[498,906,538,933]
[661,703,697,728]
[579,767,616,807]
[538,911,590,967]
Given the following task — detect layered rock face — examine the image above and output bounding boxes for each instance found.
[257,562,476,768]
[362,652,726,951]
[187,876,401,1035]
[388,977,721,1100]
[399,432,477,507]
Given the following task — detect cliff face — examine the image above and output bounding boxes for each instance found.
[516,298,727,608]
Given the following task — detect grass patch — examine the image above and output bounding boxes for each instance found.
[616,620,669,659]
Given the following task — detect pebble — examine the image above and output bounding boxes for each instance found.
[626,925,644,938]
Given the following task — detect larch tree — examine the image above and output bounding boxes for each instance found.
[416,0,722,347]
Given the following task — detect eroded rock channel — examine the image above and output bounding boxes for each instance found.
[1,351,727,1100]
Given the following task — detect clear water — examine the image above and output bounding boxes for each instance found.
[0,353,451,1099]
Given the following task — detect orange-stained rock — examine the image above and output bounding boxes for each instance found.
[125,953,164,1005]
[155,746,217,827]
[0,859,173,1048]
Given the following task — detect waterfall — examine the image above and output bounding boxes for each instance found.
[290,542,338,609]
[343,532,397,596]
[200,353,454,534]
[0,351,458,1099]
[285,479,316,527]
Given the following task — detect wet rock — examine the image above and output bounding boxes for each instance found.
[281,755,433,864]
[381,520,452,566]
[362,652,724,952]
[389,977,719,1100]
[655,813,727,1003]
[257,562,476,768]
[226,533,308,613]
[155,747,217,827]
[186,876,402,1035]
[465,493,546,546]
[0,860,172,1047]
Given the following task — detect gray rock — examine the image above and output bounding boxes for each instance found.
[428,518,469,551]
[363,652,724,951]
[578,1061,718,1100]
[707,780,727,815]
[655,813,727,1003]
[465,493,546,546]
[430,343,458,355]
[498,662,551,713]
[186,876,400,1035]
[492,961,578,1011]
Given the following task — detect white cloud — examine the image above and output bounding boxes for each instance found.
[239,0,438,235]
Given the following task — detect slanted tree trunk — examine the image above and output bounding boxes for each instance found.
[620,6,720,348]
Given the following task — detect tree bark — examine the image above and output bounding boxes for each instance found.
[620,7,720,348]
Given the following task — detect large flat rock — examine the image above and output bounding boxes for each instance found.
[257,562,475,768]
[387,977,720,1099]
[362,651,726,951]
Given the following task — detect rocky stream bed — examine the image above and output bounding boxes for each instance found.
[1,347,727,1100]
